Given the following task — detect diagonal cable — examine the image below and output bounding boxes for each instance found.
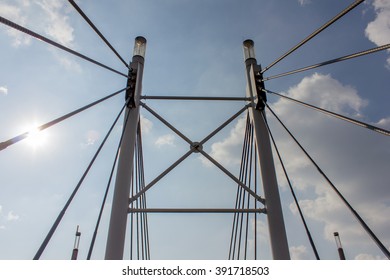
[87,101,132,260]
[0,87,128,151]
[0,16,128,78]
[68,0,129,68]
[264,88,390,136]
[261,0,364,73]
[261,110,320,260]
[262,44,390,81]
[33,103,127,260]
[265,102,390,260]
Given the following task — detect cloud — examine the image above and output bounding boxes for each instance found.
[200,116,247,167]
[0,206,20,228]
[269,73,390,257]
[290,245,309,259]
[0,86,8,95]
[155,134,175,148]
[355,253,385,260]
[203,72,390,258]
[0,0,79,70]
[85,130,100,146]
[6,211,19,221]
[140,115,153,134]
[298,0,311,6]
[365,0,390,67]
[0,1,31,46]
[36,0,74,47]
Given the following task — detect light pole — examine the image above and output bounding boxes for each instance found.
[105,36,147,260]
[243,39,290,260]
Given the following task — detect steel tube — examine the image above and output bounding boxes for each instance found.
[244,40,290,260]
[105,37,146,260]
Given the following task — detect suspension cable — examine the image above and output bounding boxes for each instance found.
[254,142,258,260]
[261,0,364,73]
[229,114,251,260]
[87,103,131,260]
[265,103,390,260]
[129,121,150,260]
[244,121,254,259]
[137,125,151,259]
[0,87,127,151]
[33,103,127,260]
[264,89,390,136]
[229,113,260,260]
[262,44,390,81]
[0,16,128,78]
[261,110,320,260]
[67,0,129,68]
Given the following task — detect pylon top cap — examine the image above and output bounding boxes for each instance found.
[243,39,256,60]
[133,36,147,58]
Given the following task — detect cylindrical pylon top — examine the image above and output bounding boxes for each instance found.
[133,36,147,58]
[243,39,256,60]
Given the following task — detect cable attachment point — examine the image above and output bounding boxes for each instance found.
[254,68,267,110]
[125,67,137,108]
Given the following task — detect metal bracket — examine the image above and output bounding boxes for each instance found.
[125,65,137,108]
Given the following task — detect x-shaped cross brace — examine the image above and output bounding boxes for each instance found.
[128,102,265,206]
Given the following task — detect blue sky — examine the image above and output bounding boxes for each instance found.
[0,0,389,260]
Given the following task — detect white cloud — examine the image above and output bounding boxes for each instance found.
[273,73,367,119]
[298,0,311,6]
[269,73,390,257]
[203,72,390,257]
[200,116,247,167]
[0,2,31,46]
[375,116,390,129]
[6,211,19,221]
[290,245,309,259]
[140,115,153,134]
[0,0,79,70]
[0,86,8,95]
[36,0,74,47]
[355,253,384,260]
[365,0,390,67]
[85,130,100,146]
[155,134,175,148]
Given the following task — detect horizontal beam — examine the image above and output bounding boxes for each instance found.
[141,95,251,101]
[128,208,266,214]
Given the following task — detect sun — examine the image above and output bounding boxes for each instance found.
[24,124,49,149]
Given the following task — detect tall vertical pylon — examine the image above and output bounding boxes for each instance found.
[105,36,147,260]
[243,39,290,260]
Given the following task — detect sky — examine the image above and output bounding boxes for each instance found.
[0,0,389,260]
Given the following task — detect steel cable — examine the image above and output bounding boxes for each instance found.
[86,102,132,260]
[261,0,365,73]
[68,0,129,68]
[264,88,390,136]
[262,44,390,82]
[33,103,127,260]
[266,103,390,260]
[261,110,320,260]
[0,87,128,151]
[0,16,128,78]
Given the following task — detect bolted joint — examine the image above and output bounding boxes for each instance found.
[125,67,137,108]
[190,142,203,153]
[253,68,267,111]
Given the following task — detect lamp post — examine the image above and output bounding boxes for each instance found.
[105,36,146,260]
[243,39,290,260]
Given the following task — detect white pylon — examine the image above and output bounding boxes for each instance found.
[105,37,146,260]
[243,39,290,260]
